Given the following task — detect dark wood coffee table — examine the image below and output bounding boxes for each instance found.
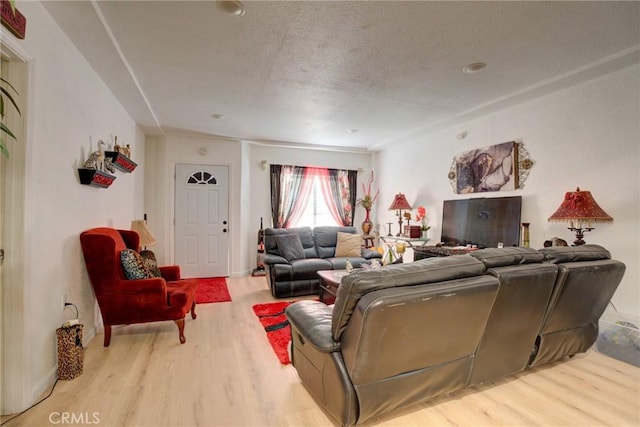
[318,269,349,304]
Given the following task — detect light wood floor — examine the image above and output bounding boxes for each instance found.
[3,275,639,427]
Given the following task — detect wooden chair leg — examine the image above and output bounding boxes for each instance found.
[175,318,186,344]
[191,301,197,319]
[104,325,112,347]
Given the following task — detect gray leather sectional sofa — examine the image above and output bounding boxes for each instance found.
[260,226,382,298]
[285,245,625,425]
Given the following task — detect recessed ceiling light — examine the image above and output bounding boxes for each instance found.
[211,113,225,119]
[216,1,246,16]
[463,62,487,73]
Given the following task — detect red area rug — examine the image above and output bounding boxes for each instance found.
[252,301,296,365]
[195,277,231,304]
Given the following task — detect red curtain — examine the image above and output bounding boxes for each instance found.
[271,165,314,228]
[318,168,352,226]
[284,167,314,227]
[270,164,357,228]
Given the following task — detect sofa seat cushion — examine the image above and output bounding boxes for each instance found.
[332,255,487,339]
[361,248,383,260]
[290,258,334,280]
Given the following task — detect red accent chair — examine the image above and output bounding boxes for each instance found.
[80,227,197,346]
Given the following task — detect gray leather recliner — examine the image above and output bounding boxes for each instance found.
[260,226,382,298]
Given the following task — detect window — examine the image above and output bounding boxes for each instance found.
[290,175,340,228]
[186,171,217,185]
[270,164,357,229]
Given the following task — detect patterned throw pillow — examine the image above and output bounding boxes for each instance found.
[121,249,153,280]
[139,250,162,278]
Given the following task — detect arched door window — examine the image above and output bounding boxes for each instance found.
[187,171,217,185]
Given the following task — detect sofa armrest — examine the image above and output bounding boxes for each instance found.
[361,248,382,259]
[260,253,288,265]
[286,300,340,353]
[159,265,181,281]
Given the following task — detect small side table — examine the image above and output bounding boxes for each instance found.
[318,270,349,305]
[379,235,430,248]
[362,234,375,248]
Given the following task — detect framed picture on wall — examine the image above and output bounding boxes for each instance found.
[448,141,534,194]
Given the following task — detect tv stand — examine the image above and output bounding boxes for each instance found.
[413,245,478,260]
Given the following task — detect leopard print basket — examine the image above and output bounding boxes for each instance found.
[56,324,84,380]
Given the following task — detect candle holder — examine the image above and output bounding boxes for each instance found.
[567,224,594,246]
[521,222,530,247]
[395,241,406,263]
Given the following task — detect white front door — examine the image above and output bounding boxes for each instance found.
[175,164,230,278]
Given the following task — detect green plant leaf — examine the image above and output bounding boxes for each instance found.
[0,77,19,94]
[0,86,21,116]
[1,122,17,140]
[0,140,9,158]
[8,0,16,14]
[0,76,21,158]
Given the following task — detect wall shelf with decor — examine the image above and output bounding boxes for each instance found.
[77,168,116,188]
[104,151,137,173]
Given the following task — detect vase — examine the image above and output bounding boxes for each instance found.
[361,208,373,235]
[421,230,429,240]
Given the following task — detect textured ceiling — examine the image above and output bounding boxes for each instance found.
[44,1,640,151]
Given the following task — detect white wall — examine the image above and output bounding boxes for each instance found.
[145,138,374,275]
[3,2,144,411]
[145,134,245,274]
[375,63,640,318]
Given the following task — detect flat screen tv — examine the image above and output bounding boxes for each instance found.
[441,196,522,248]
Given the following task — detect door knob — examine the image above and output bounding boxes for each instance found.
[223,228,227,233]
[223,220,227,225]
